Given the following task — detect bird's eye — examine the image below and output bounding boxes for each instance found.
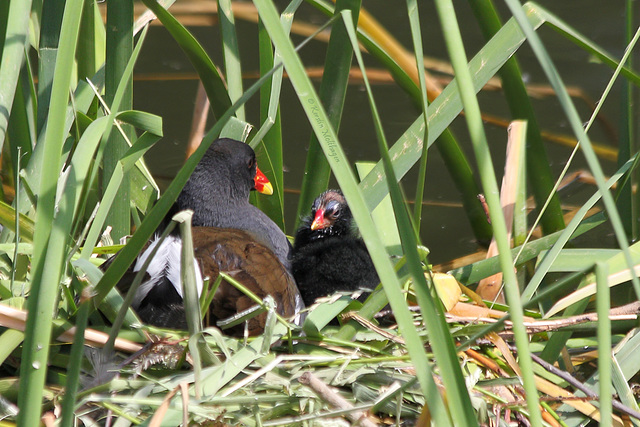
[326,201,340,216]
[247,158,256,169]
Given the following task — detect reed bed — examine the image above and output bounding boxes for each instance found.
[0,1,639,425]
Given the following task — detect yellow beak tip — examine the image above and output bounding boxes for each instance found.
[261,182,274,196]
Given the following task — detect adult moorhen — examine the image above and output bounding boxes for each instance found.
[292,190,379,306]
[115,138,304,336]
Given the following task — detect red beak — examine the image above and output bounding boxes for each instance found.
[254,167,273,195]
[310,208,326,231]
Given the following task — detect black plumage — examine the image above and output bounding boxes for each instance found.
[111,138,304,334]
[292,190,379,306]
[168,137,292,269]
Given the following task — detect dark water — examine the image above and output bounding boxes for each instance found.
[133,1,626,264]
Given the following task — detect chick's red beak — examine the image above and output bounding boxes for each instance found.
[310,208,326,231]
[254,167,273,195]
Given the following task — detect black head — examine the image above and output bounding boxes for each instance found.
[305,190,353,239]
[198,138,259,197]
[176,138,271,209]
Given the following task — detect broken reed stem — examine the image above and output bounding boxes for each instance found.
[299,372,378,427]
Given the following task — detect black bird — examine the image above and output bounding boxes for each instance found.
[292,190,379,306]
[113,138,304,336]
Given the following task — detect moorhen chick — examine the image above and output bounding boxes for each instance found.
[114,138,303,336]
[292,190,379,306]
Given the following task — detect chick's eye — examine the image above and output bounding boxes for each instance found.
[326,201,340,216]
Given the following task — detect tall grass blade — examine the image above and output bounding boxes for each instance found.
[529,23,640,362]
[80,26,153,259]
[355,162,401,254]
[0,0,33,152]
[81,128,161,260]
[175,211,202,335]
[176,210,203,396]
[217,0,244,121]
[433,0,541,423]
[519,23,640,303]
[17,0,85,423]
[510,121,528,250]
[343,9,477,425]
[616,1,637,240]
[252,0,451,422]
[595,262,612,426]
[295,0,360,229]
[405,0,430,232]
[37,0,64,135]
[7,72,35,173]
[506,0,640,301]
[77,0,105,80]
[104,0,134,242]
[468,0,564,235]
[14,67,104,218]
[60,299,90,427]
[0,1,8,52]
[251,1,303,229]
